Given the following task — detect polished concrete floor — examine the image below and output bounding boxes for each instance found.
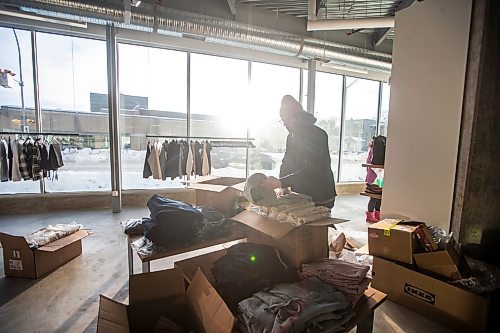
[0,194,454,333]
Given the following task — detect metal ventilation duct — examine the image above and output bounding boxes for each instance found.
[1,0,392,73]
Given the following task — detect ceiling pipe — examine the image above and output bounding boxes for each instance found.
[0,0,392,73]
[307,17,395,31]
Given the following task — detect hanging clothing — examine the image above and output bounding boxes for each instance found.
[165,140,180,180]
[178,141,184,178]
[186,142,194,176]
[206,141,212,173]
[194,141,203,176]
[48,139,64,171]
[201,142,210,176]
[148,141,162,180]
[0,139,8,182]
[160,141,168,180]
[143,141,152,179]
[7,138,13,180]
[181,141,189,176]
[32,140,42,181]
[20,139,33,180]
[11,139,22,182]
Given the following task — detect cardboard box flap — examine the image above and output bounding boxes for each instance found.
[129,268,185,304]
[187,269,235,333]
[97,295,129,333]
[231,182,245,192]
[231,210,295,239]
[188,183,229,193]
[0,232,31,251]
[370,219,421,236]
[37,230,90,252]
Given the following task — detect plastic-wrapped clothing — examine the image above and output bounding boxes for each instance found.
[122,218,148,236]
[211,242,298,313]
[238,277,354,333]
[24,223,83,249]
[144,195,203,248]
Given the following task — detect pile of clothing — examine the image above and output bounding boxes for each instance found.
[24,223,82,249]
[300,259,371,307]
[211,242,298,313]
[238,277,354,333]
[364,183,382,196]
[248,192,331,226]
[123,195,234,254]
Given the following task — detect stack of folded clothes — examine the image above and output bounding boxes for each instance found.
[365,183,382,195]
[237,277,354,333]
[300,259,371,307]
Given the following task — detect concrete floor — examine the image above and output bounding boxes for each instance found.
[0,194,454,333]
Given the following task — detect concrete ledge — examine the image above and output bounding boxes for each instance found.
[336,182,366,195]
[0,189,196,215]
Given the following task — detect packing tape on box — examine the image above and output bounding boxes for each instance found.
[383,219,401,236]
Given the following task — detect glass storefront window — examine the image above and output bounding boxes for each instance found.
[249,62,301,177]
[37,32,110,192]
[119,43,188,189]
[314,71,343,181]
[380,82,390,136]
[0,27,39,194]
[340,77,379,182]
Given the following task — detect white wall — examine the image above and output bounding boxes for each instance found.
[381,0,472,230]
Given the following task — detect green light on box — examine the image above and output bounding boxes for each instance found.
[250,255,256,263]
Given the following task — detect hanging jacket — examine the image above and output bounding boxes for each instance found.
[160,141,168,180]
[0,139,8,182]
[201,142,210,176]
[194,141,203,176]
[32,140,42,181]
[181,141,189,176]
[165,140,180,180]
[206,141,212,174]
[7,138,13,180]
[186,142,194,176]
[11,139,22,181]
[20,139,34,180]
[48,139,64,171]
[143,141,152,179]
[147,141,162,180]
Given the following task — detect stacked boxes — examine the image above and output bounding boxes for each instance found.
[369,219,489,333]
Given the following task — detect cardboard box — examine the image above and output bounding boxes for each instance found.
[97,268,235,333]
[187,176,245,215]
[231,209,334,268]
[372,256,489,333]
[368,219,421,264]
[413,238,464,280]
[0,229,89,278]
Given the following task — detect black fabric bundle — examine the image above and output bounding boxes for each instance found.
[211,242,298,313]
[143,194,203,248]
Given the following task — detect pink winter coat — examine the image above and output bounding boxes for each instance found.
[365,147,377,184]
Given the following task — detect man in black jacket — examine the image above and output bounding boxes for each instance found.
[262,95,337,208]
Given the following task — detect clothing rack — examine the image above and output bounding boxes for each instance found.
[145,135,254,141]
[0,131,81,136]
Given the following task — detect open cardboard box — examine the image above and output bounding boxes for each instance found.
[372,256,489,333]
[368,219,421,264]
[97,267,235,333]
[186,176,245,215]
[413,237,466,281]
[0,229,89,278]
[231,209,340,268]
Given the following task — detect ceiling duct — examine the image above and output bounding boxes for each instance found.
[0,0,392,73]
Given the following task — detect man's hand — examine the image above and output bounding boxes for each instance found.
[260,176,282,190]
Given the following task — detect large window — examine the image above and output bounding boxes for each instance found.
[340,77,379,182]
[0,27,39,194]
[37,33,110,192]
[249,62,301,177]
[119,43,187,189]
[314,72,343,181]
[379,82,390,136]
[190,54,249,178]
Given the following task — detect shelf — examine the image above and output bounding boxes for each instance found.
[362,163,384,169]
[360,192,382,200]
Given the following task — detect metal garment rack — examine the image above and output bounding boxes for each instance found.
[145,135,256,178]
[0,131,81,136]
[0,131,83,193]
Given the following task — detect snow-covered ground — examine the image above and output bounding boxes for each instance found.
[0,148,374,194]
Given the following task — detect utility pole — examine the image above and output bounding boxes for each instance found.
[12,29,27,133]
